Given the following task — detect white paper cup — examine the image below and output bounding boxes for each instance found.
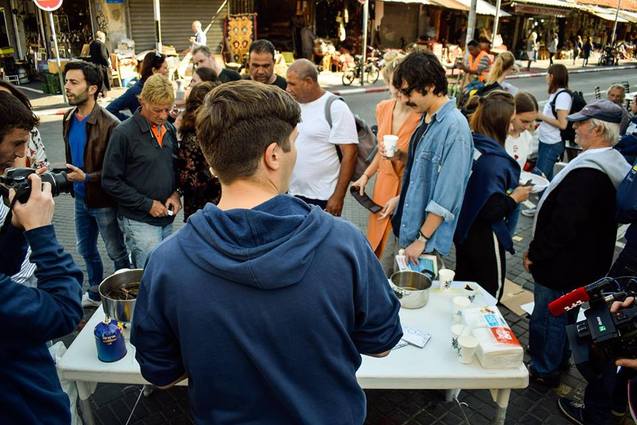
[458,334,478,364]
[438,268,455,289]
[383,135,399,157]
[452,296,471,324]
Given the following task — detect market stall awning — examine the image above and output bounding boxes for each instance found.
[581,6,629,22]
[510,0,580,8]
[619,9,637,23]
[382,0,433,3]
[456,0,512,16]
[430,0,469,11]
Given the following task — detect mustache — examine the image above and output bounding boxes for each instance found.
[406,102,417,108]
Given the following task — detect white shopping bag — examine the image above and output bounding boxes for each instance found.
[49,341,82,425]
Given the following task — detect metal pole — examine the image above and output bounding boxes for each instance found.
[611,0,621,46]
[492,0,502,46]
[9,0,23,59]
[360,0,369,87]
[48,12,66,102]
[153,0,162,52]
[465,0,478,58]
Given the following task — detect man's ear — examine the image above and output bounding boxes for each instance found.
[88,84,98,97]
[263,142,280,171]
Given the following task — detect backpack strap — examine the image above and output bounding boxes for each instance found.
[324,94,345,128]
[549,89,572,118]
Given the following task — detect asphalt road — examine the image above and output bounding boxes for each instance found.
[343,68,637,125]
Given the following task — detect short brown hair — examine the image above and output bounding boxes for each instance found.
[470,90,515,145]
[140,74,174,105]
[196,80,301,183]
[548,64,569,94]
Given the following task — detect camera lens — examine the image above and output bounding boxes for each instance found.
[40,171,72,197]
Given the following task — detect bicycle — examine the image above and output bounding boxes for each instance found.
[342,55,380,86]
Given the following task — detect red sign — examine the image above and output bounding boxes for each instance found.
[33,0,63,12]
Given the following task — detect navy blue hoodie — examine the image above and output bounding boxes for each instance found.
[455,133,521,253]
[131,195,402,425]
[0,225,83,425]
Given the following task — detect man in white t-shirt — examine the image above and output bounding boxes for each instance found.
[286,59,358,216]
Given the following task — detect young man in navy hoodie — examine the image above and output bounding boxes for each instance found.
[0,92,83,424]
[131,80,403,424]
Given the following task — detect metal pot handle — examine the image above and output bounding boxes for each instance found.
[393,288,404,299]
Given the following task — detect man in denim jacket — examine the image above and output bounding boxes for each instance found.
[381,52,473,265]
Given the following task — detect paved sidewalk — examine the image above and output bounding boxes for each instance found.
[18,88,632,425]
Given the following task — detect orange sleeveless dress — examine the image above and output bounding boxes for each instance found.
[367,99,422,257]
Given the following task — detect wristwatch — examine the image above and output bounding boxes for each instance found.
[418,230,430,243]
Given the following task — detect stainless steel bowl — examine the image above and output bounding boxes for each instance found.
[389,270,434,309]
[98,269,143,323]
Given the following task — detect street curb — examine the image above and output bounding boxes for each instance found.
[332,63,637,96]
[508,64,637,80]
[332,86,389,96]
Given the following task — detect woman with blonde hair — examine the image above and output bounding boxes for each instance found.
[351,51,422,274]
[484,51,518,94]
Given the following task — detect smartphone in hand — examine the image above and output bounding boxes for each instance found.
[350,186,383,214]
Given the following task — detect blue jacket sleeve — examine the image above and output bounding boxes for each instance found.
[351,230,403,355]
[0,220,27,275]
[106,84,140,121]
[0,225,83,343]
[130,260,185,386]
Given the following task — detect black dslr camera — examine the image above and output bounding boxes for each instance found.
[566,277,637,364]
[0,167,72,205]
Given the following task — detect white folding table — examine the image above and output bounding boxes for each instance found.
[58,282,528,425]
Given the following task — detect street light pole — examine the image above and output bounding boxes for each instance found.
[360,0,369,87]
[153,0,162,52]
[465,0,478,56]
[492,0,502,46]
[611,0,621,46]
[48,11,66,103]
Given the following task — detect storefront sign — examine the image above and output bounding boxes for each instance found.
[514,4,569,17]
[105,0,124,3]
[32,0,63,12]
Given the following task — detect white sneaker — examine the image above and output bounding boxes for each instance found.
[81,292,101,308]
[521,207,536,217]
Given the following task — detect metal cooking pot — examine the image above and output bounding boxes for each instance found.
[98,269,143,323]
[389,270,434,309]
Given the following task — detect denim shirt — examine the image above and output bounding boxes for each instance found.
[394,99,473,255]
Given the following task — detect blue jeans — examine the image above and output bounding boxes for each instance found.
[75,196,130,300]
[118,217,173,268]
[529,282,578,377]
[534,140,565,181]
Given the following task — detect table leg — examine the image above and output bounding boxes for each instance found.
[490,388,511,425]
[445,388,461,402]
[79,397,97,425]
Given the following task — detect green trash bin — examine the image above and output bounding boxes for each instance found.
[42,72,62,95]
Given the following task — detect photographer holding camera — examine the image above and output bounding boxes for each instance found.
[0,92,83,423]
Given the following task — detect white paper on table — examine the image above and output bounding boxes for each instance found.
[401,326,432,348]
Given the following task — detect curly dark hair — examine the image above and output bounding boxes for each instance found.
[392,51,447,97]
[64,60,103,100]
[181,81,219,135]
[0,92,37,145]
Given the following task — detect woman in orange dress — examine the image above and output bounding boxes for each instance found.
[351,52,421,274]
